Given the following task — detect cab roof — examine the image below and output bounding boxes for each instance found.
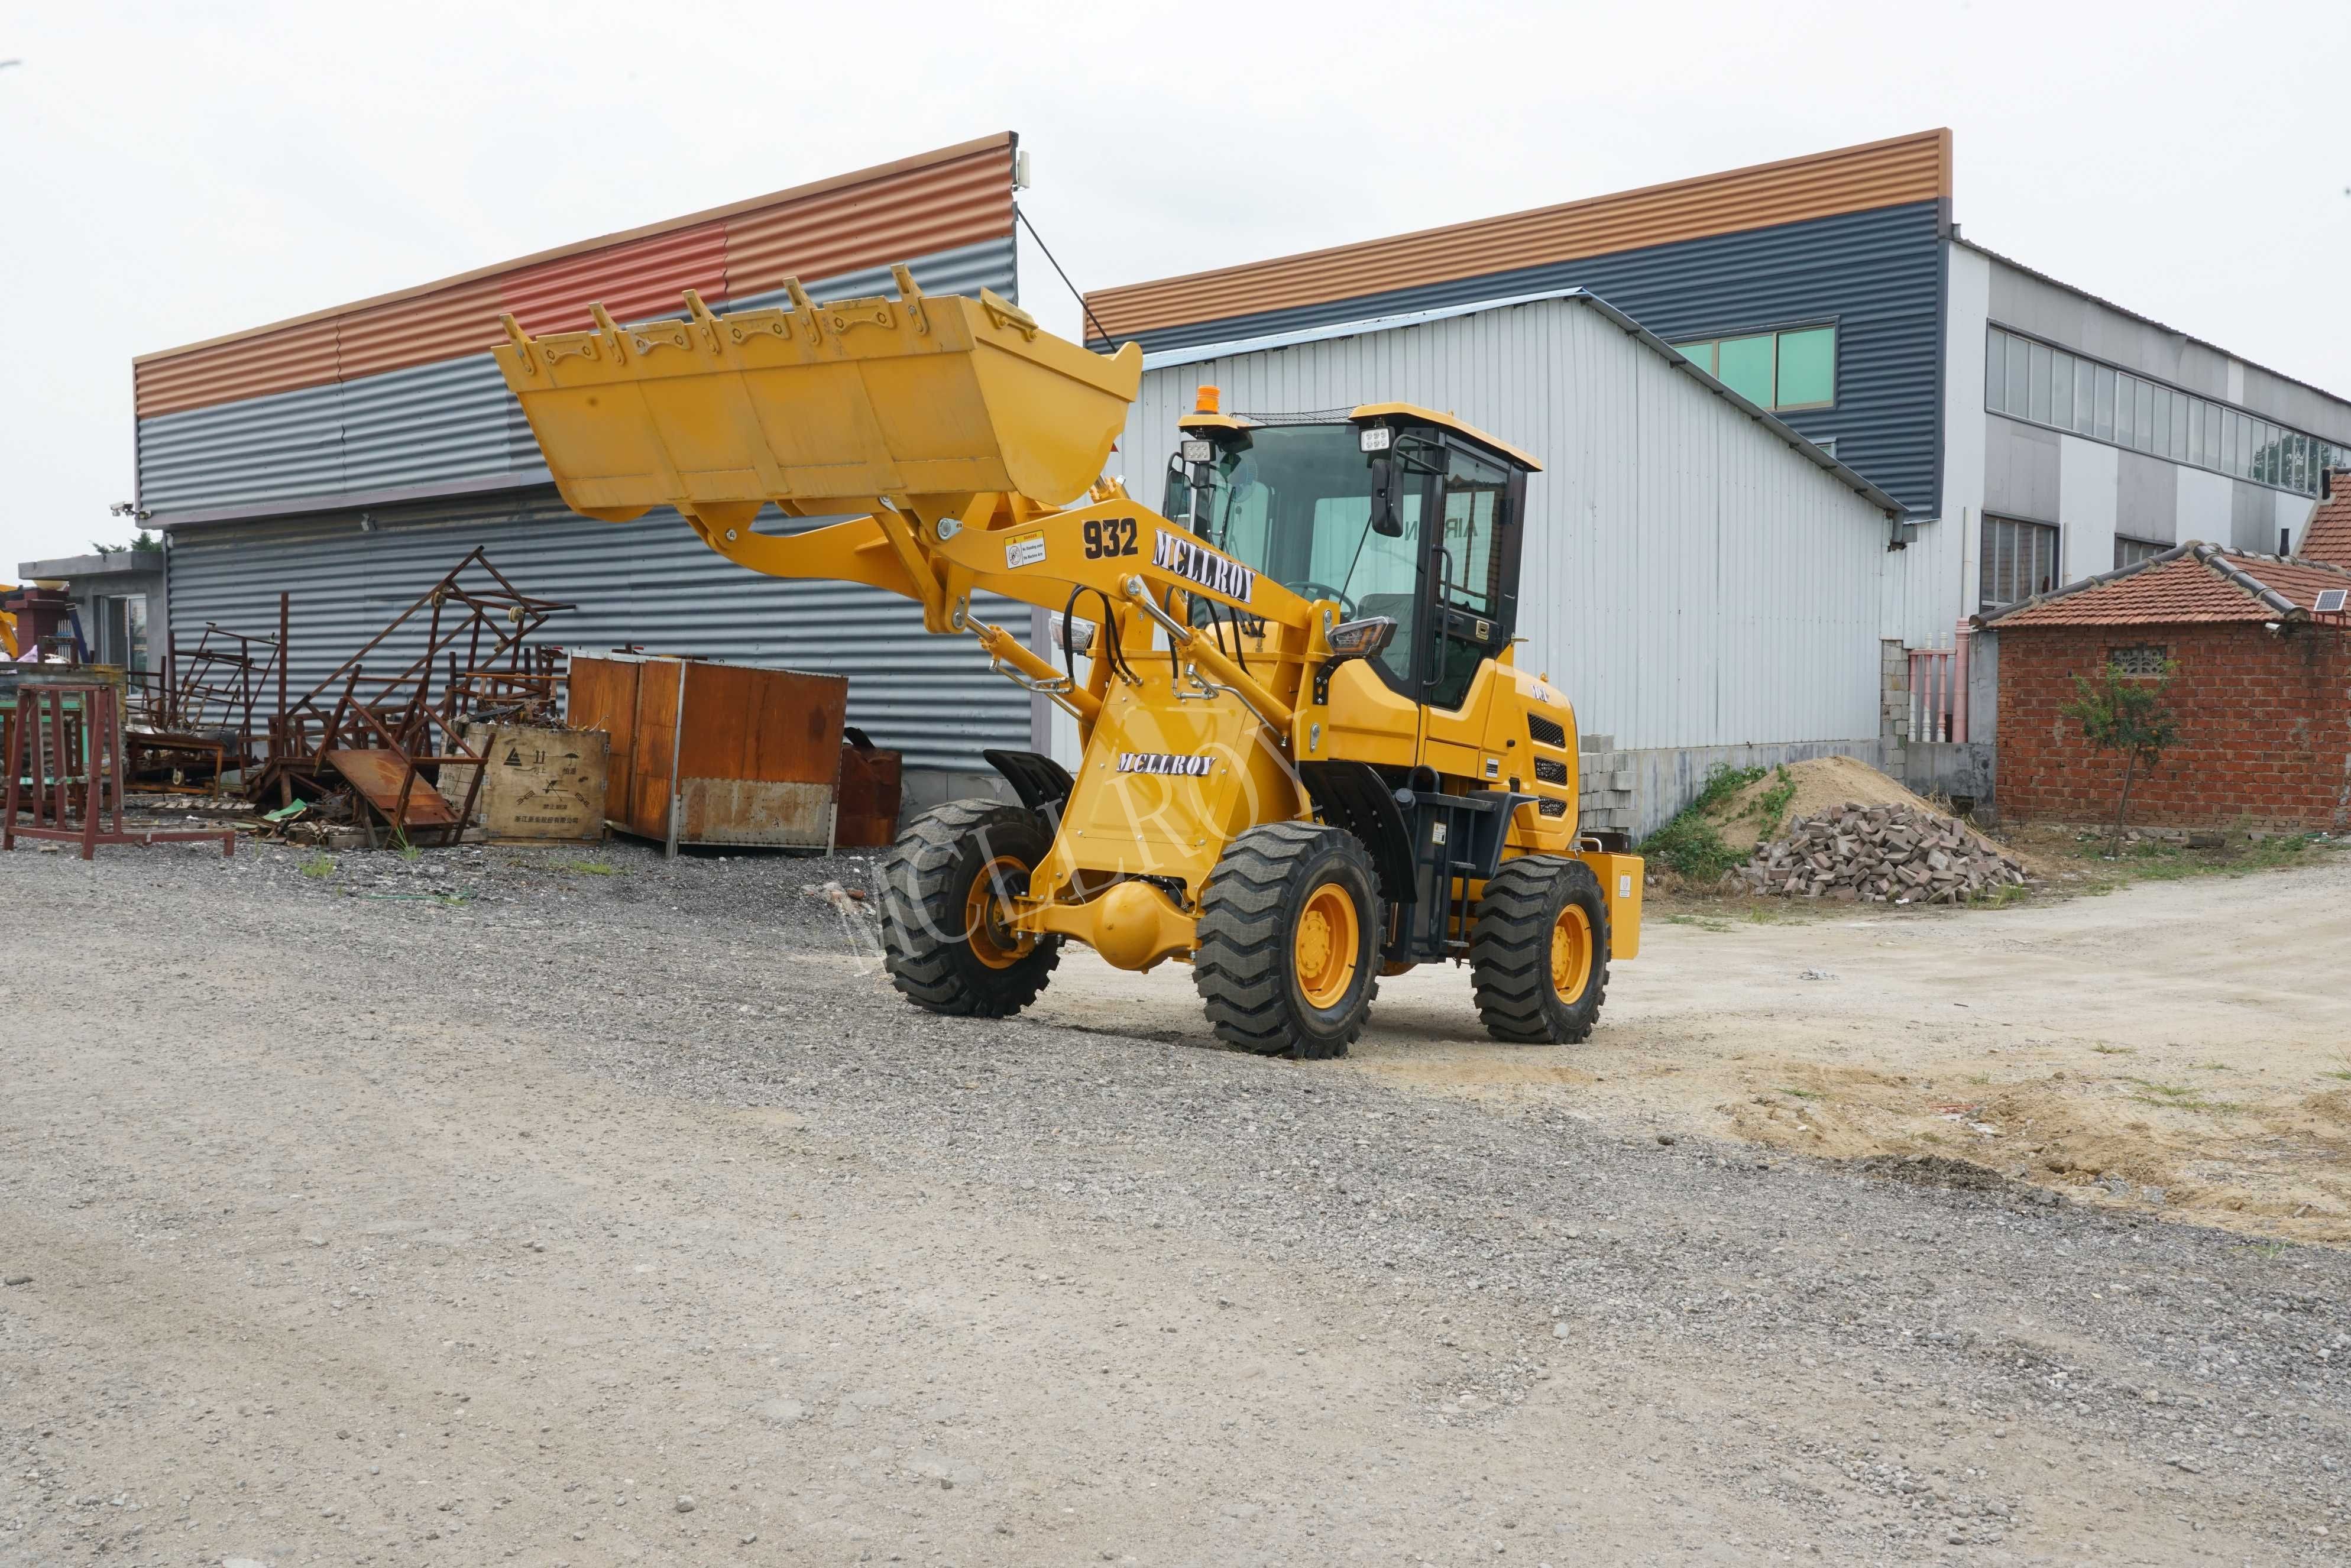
[1174,402,1542,472]
[1348,403,1541,472]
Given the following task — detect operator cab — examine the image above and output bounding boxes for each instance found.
[1164,390,1538,711]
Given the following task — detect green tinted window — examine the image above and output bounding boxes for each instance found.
[1714,335,1775,407]
[1774,328,1835,407]
[1675,340,1714,373]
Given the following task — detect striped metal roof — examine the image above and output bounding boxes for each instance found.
[1084,129,1951,344]
[134,134,1016,418]
[1977,542,2351,627]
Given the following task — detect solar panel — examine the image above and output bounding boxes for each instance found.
[2315,588,2347,614]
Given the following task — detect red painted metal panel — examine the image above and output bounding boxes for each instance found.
[723,143,1014,301]
[501,222,728,338]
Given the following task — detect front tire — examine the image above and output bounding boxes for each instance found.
[879,800,1061,1018]
[1470,856,1610,1044]
[1193,822,1381,1060]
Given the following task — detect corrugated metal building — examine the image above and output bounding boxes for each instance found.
[140,135,1036,798]
[1086,129,2351,817]
[1070,290,1902,838]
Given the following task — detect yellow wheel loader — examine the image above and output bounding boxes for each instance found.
[494,270,1641,1059]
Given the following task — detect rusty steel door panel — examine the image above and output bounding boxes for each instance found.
[324,749,460,828]
[565,654,643,831]
[678,661,847,786]
[678,779,835,845]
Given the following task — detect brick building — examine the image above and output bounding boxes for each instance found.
[1980,543,2351,831]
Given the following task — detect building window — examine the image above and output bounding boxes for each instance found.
[2109,644,2169,678]
[1675,324,1837,411]
[2113,536,2167,571]
[1981,514,2061,610]
[1983,325,2350,497]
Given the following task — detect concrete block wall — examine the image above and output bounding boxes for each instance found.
[1588,737,1893,843]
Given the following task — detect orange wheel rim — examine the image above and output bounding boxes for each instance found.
[1550,902,1593,999]
[1292,882,1360,1009]
[964,854,1033,970]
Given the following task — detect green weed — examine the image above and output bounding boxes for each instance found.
[1641,764,1767,881]
[299,856,335,880]
[556,859,618,877]
[1750,765,1798,841]
[1779,1086,1822,1101]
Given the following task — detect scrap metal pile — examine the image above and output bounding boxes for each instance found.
[1737,802,2029,904]
[248,548,573,847]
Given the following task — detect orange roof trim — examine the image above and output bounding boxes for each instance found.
[1084,129,1951,342]
[136,135,1015,419]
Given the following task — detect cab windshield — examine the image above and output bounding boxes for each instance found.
[1164,425,1432,686]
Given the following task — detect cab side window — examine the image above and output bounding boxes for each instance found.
[1425,450,1510,710]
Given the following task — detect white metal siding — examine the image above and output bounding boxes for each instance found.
[1118,294,1886,756]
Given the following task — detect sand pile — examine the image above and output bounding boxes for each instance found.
[1709,754,1941,853]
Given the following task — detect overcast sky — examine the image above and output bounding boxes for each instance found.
[3,0,2346,571]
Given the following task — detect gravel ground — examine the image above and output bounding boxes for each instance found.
[2,835,2346,1566]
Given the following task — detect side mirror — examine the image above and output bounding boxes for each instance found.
[1325,615,1398,662]
[1368,453,1402,537]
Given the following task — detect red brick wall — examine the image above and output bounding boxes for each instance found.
[1995,622,2351,831]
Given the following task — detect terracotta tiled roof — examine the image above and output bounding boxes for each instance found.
[2303,471,2351,568]
[1977,543,2351,629]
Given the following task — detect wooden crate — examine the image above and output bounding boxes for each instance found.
[436,724,608,841]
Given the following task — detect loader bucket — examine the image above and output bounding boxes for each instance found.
[491,272,1142,522]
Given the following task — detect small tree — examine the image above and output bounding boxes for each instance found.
[2062,656,2181,855]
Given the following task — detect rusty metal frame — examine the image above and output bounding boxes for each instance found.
[3,682,235,859]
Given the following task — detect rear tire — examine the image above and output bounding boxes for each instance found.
[1193,822,1381,1060]
[879,800,1061,1018]
[1470,856,1610,1044]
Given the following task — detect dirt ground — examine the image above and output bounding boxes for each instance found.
[1034,847,2351,1245]
[4,838,2349,1567]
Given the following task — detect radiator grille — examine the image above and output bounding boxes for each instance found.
[1537,798,1568,817]
[1533,756,1569,785]
[1527,714,1567,749]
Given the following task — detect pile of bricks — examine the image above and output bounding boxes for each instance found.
[1736,802,2028,903]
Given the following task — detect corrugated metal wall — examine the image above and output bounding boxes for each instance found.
[1087,130,1950,344]
[164,491,1031,774]
[136,135,1018,521]
[1110,294,1887,760]
[1100,203,1947,517]
[138,237,1015,521]
[146,134,1029,781]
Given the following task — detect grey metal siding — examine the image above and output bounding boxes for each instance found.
[1116,294,1887,767]
[138,235,1018,523]
[1103,202,1946,516]
[138,383,347,514]
[164,489,1029,774]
